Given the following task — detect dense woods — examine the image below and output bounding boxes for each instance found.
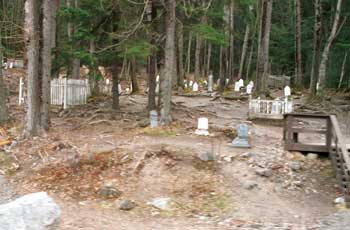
[1,0,350,134]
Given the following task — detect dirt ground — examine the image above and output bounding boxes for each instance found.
[1,70,349,229]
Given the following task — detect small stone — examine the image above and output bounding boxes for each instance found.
[99,184,122,199]
[242,180,258,190]
[223,156,233,162]
[334,196,345,205]
[255,168,273,177]
[198,152,214,162]
[289,161,302,171]
[306,153,318,160]
[147,198,171,210]
[119,200,136,211]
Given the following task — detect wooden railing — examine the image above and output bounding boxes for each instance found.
[284,113,350,207]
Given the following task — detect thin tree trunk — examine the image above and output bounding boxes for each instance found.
[317,0,343,94]
[41,0,54,131]
[256,0,273,95]
[219,47,228,91]
[24,0,40,136]
[238,23,250,80]
[160,0,176,125]
[228,1,235,81]
[148,1,157,111]
[194,33,201,83]
[186,31,192,75]
[294,0,303,86]
[338,52,347,89]
[0,48,9,123]
[130,57,139,94]
[206,43,212,76]
[309,0,322,96]
[177,20,184,89]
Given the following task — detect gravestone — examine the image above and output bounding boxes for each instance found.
[203,80,208,86]
[192,82,199,92]
[226,78,229,85]
[118,84,122,95]
[238,79,244,88]
[249,81,254,87]
[150,110,158,128]
[246,84,253,94]
[195,117,209,136]
[234,81,240,92]
[208,74,213,92]
[231,124,250,148]
[284,86,291,97]
[189,80,193,87]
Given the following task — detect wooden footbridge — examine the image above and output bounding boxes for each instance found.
[284,114,350,207]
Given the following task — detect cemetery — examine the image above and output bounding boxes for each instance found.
[1,1,350,229]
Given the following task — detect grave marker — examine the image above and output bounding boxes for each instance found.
[208,74,213,92]
[231,124,250,148]
[195,117,209,136]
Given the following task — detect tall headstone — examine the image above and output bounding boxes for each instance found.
[246,84,253,95]
[189,80,193,88]
[284,86,291,97]
[150,110,158,128]
[226,78,229,86]
[118,84,122,95]
[195,117,209,136]
[231,124,250,148]
[193,82,199,92]
[238,79,244,88]
[234,81,240,92]
[208,74,213,92]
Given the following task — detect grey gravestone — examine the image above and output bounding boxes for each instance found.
[231,124,250,148]
[150,110,158,128]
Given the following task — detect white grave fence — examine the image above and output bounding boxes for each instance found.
[249,97,293,119]
[19,78,90,109]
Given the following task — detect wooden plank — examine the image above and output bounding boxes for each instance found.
[286,143,329,153]
[289,128,327,134]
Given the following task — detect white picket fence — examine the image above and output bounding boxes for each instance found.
[19,78,90,109]
[249,97,293,119]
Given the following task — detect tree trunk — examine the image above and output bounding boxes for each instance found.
[317,0,343,95]
[130,57,139,94]
[194,33,201,83]
[24,0,41,136]
[41,0,55,131]
[148,1,157,111]
[238,23,250,80]
[111,61,119,111]
[338,52,347,89]
[0,48,9,124]
[206,43,212,77]
[67,0,80,79]
[228,1,235,81]
[256,0,273,95]
[294,0,303,86]
[186,31,192,75]
[160,0,176,125]
[219,47,228,91]
[309,0,322,96]
[177,20,184,89]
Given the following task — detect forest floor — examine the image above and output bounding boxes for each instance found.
[1,70,350,229]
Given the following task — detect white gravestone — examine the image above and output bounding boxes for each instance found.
[192,82,199,92]
[195,117,209,136]
[203,80,208,86]
[189,80,193,87]
[284,86,291,97]
[238,79,244,88]
[234,81,240,92]
[246,84,253,95]
[226,78,229,85]
[208,74,213,92]
[118,84,122,95]
[106,79,110,85]
[249,81,254,87]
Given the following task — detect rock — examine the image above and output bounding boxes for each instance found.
[0,192,60,230]
[198,152,214,162]
[119,200,136,211]
[306,153,318,160]
[255,168,273,177]
[334,197,345,205]
[289,161,302,171]
[242,180,258,190]
[147,198,171,210]
[99,184,122,199]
